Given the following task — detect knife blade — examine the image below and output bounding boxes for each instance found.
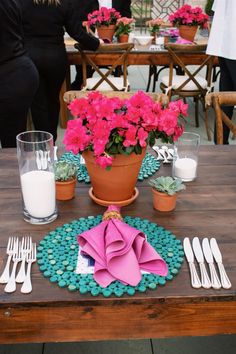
[210,238,232,289]
[183,238,201,288]
[202,238,221,289]
[192,237,211,289]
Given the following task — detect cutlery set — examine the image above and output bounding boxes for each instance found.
[184,237,231,289]
[0,236,36,294]
[152,145,174,163]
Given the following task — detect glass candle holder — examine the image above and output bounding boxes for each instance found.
[16,131,58,224]
[172,132,200,182]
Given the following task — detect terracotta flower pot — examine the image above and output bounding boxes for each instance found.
[152,189,177,212]
[118,34,129,43]
[83,149,146,205]
[55,178,76,201]
[97,25,116,42]
[178,25,198,42]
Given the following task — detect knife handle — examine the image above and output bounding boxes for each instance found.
[189,262,201,288]
[199,263,211,289]
[209,263,221,289]
[218,262,232,289]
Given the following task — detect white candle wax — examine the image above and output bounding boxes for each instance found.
[20,170,55,218]
[174,157,197,181]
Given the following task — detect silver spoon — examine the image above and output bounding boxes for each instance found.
[152,146,164,160]
[161,146,173,162]
[159,147,169,163]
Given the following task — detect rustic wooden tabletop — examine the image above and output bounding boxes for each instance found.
[0,146,235,344]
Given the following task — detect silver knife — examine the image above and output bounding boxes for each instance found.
[202,238,221,289]
[183,238,201,288]
[210,238,232,289]
[192,237,211,289]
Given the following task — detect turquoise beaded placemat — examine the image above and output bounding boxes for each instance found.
[59,152,160,183]
[37,216,184,297]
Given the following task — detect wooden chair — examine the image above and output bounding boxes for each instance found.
[74,42,134,91]
[205,92,236,144]
[63,90,169,106]
[160,43,214,141]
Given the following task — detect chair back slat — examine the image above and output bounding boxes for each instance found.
[75,43,134,91]
[205,92,236,144]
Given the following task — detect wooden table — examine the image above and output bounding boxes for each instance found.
[0,145,236,344]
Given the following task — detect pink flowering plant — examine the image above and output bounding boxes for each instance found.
[115,17,135,37]
[146,18,166,34]
[87,7,121,28]
[169,5,209,29]
[63,91,188,169]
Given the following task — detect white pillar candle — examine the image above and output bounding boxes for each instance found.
[174,157,197,182]
[20,170,56,218]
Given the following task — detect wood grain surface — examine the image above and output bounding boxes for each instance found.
[0,146,235,344]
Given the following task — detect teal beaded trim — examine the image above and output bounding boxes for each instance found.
[59,152,160,183]
[37,216,184,297]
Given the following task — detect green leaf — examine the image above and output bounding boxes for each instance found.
[134,144,142,154]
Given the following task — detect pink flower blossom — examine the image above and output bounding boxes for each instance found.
[87,7,121,27]
[95,154,114,168]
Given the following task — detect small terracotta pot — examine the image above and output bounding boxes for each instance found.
[152,189,177,212]
[55,178,76,201]
[97,25,116,42]
[178,25,198,42]
[118,34,129,43]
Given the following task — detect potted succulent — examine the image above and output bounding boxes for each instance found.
[115,17,135,43]
[149,176,186,212]
[54,161,77,201]
[63,91,188,205]
[168,4,209,41]
[87,7,121,42]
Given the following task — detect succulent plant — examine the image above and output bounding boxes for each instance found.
[54,161,77,182]
[149,176,186,196]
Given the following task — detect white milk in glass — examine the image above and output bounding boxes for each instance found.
[174,157,197,181]
[21,170,55,218]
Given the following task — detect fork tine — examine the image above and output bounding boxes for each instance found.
[21,237,25,251]
[27,236,32,251]
[33,243,37,260]
[6,237,12,252]
[14,237,19,252]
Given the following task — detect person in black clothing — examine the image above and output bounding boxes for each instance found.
[0,0,39,148]
[19,0,101,142]
[71,0,132,90]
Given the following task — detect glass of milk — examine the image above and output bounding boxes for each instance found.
[16,131,57,224]
[172,132,200,182]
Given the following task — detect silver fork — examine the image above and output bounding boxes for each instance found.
[0,237,17,284]
[16,236,32,283]
[21,243,37,294]
[4,240,21,293]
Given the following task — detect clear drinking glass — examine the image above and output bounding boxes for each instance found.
[172,132,200,182]
[16,131,57,224]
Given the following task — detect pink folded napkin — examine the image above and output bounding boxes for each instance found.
[77,205,168,287]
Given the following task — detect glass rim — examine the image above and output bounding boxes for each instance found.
[16,130,53,144]
[179,132,200,142]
